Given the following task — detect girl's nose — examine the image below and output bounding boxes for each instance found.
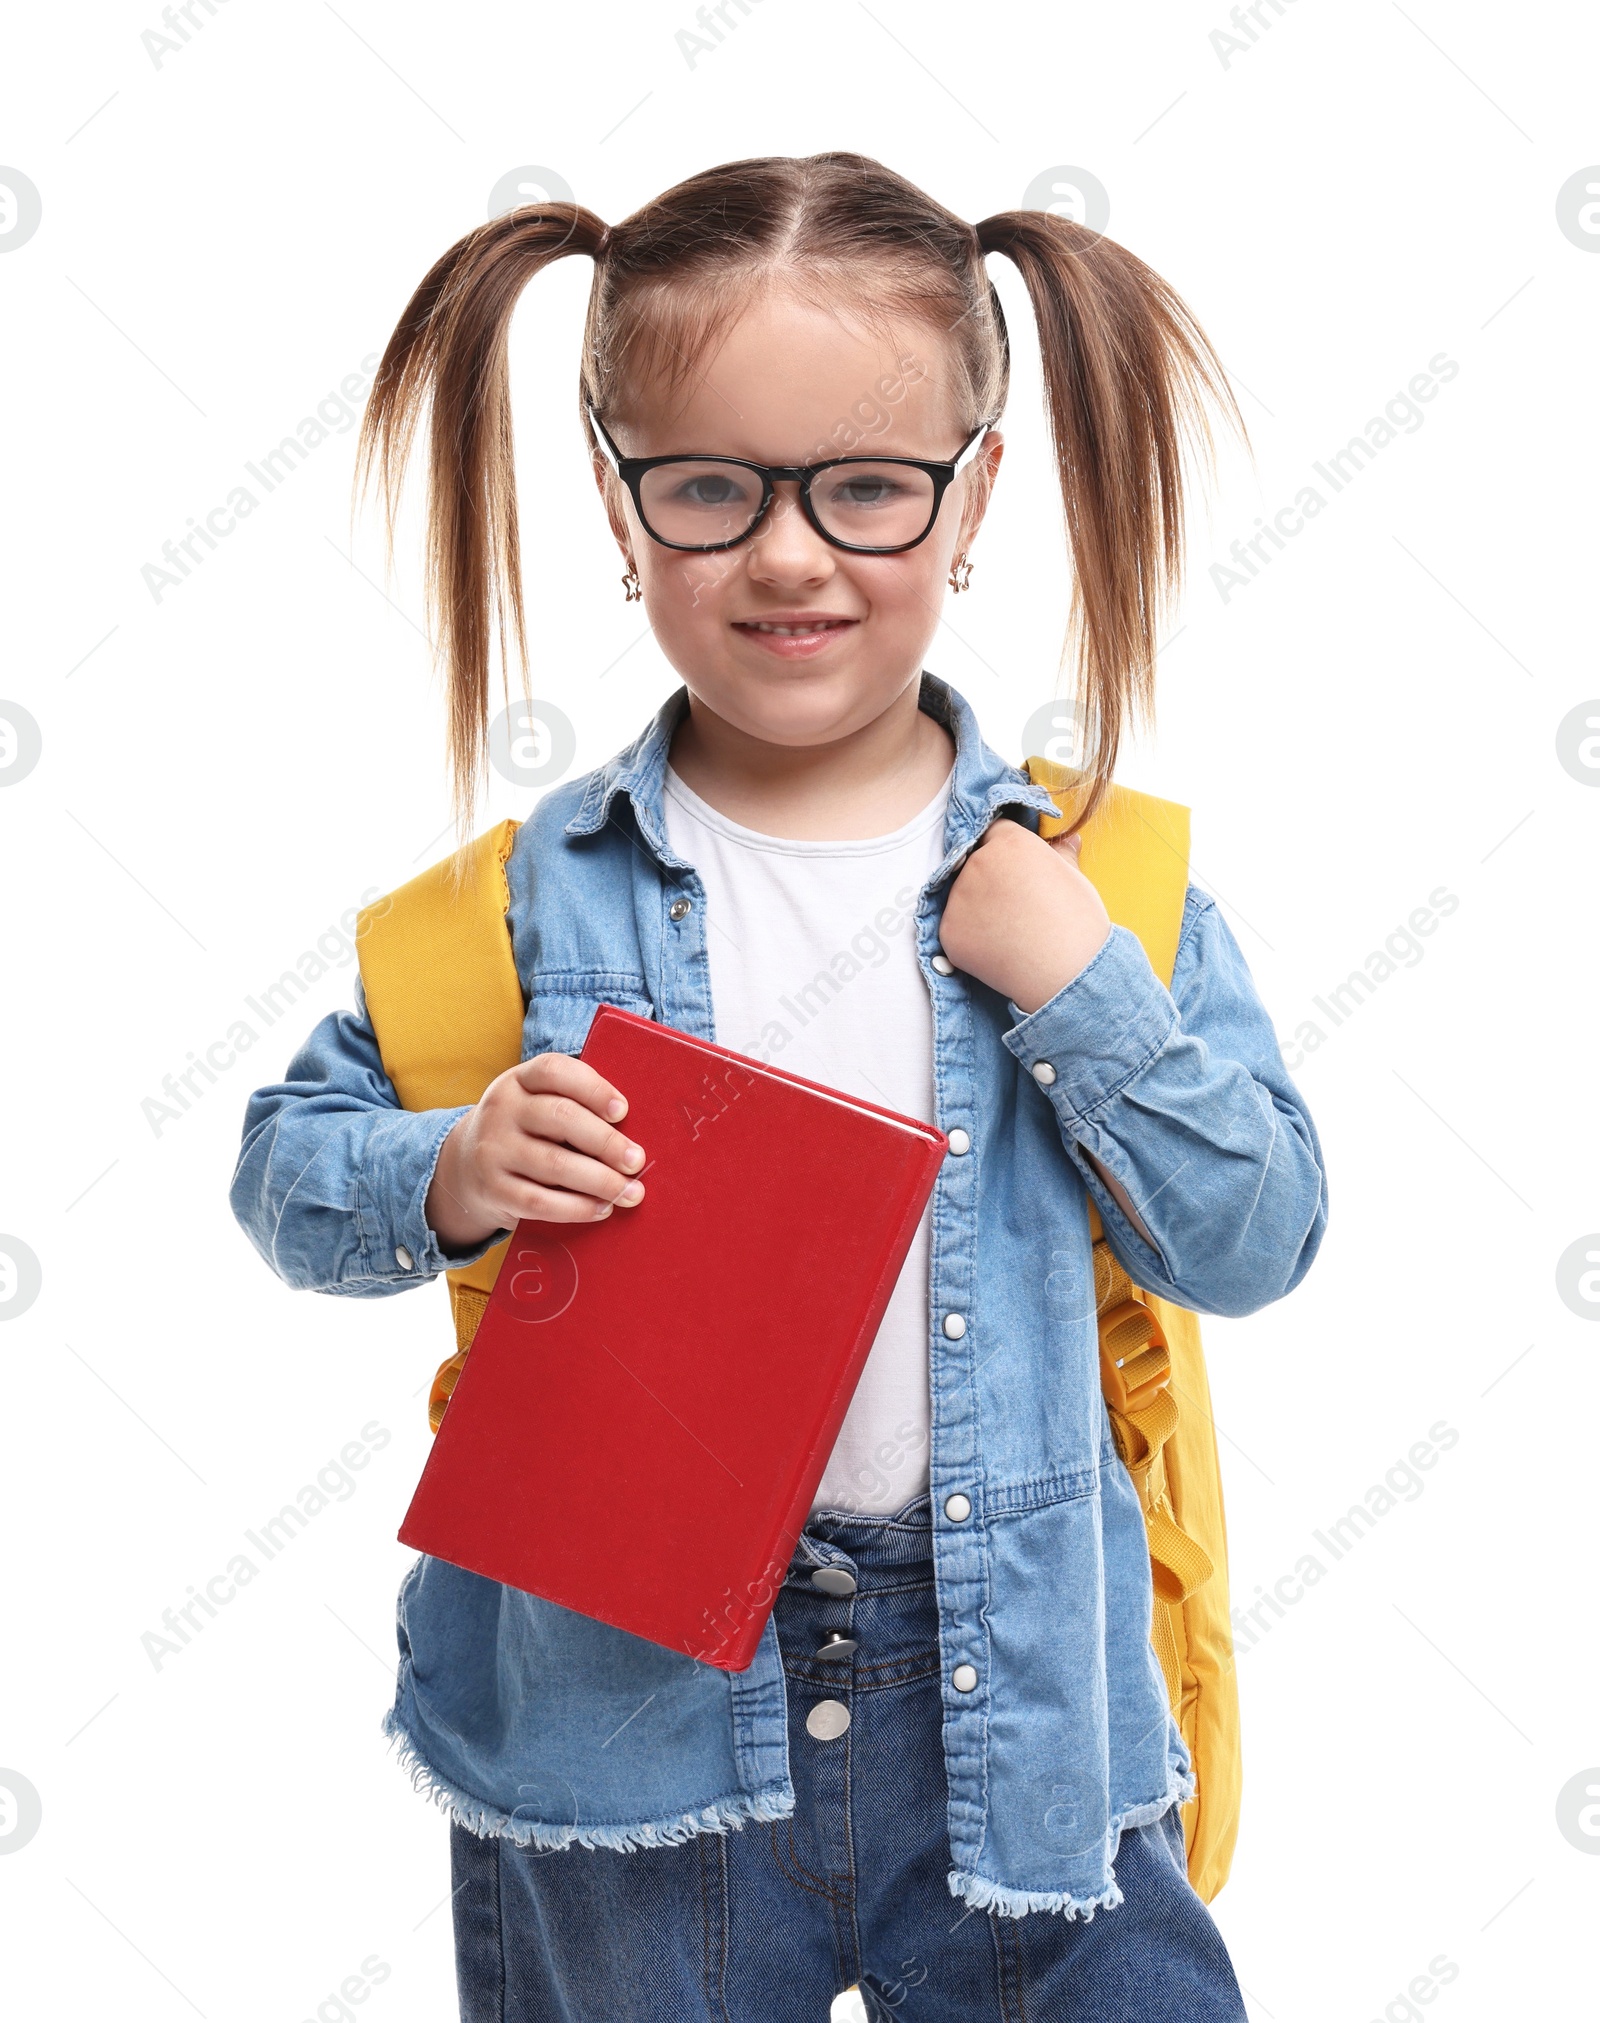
[743,483,836,588]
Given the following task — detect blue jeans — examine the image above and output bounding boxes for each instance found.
[449,1495,1247,2021]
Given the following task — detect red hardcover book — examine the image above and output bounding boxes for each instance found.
[397,1003,947,1672]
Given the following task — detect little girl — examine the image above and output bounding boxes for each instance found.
[232,153,1326,2020]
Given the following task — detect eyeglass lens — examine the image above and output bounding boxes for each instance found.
[636,460,938,549]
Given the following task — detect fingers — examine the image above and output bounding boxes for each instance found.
[513,1049,630,1122]
[459,1130,643,1229]
[1047,825,1085,861]
[517,1087,642,1171]
[503,1132,644,1209]
[426,1148,616,1240]
[489,1053,648,1220]
[481,1172,636,1225]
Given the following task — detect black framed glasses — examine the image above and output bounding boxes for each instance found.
[586,404,995,555]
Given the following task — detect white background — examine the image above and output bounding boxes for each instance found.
[2,1,1597,2018]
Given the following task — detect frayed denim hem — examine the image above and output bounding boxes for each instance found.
[947,1866,1127,1922]
[380,1706,795,1853]
[944,1766,1199,1921]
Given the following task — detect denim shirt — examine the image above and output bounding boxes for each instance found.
[230,670,1326,1918]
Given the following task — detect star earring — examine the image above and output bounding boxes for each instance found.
[621,562,642,601]
[948,554,974,593]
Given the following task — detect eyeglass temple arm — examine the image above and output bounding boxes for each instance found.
[953,421,998,471]
[585,404,624,467]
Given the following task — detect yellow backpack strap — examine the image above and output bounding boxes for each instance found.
[1026,757,1241,1899]
[1023,757,1215,1638]
[1024,755,1191,988]
[1023,755,1191,1248]
[356,819,526,1430]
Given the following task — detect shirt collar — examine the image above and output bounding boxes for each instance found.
[563,670,1063,876]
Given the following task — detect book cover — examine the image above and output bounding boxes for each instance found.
[398,1003,948,1671]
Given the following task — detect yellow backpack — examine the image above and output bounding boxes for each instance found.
[354,764,1241,1902]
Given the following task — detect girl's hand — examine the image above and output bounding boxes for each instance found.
[425,1054,647,1251]
[938,817,1111,1015]
[943,821,1154,1240]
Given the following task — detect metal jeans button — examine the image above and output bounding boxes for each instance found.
[806,1700,851,1740]
[809,1566,857,1597]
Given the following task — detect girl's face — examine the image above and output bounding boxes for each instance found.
[595,289,1001,751]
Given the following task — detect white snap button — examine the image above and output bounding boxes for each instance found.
[394,1246,414,1271]
[944,1493,972,1522]
[806,1699,851,1740]
[1031,1061,1057,1086]
[931,952,954,976]
[946,1128,970,1156]
[942,1313,966,1340]
[952,1664,978,1693]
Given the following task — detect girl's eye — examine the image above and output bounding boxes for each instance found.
[668,469,758,509]
[821,475,909,509]
[639,462,764,543]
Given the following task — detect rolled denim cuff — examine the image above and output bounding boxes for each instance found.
[354,1105,508,1283]
[999,926,1178,1120]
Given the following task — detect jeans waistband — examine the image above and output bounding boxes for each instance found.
[788,1491,934,1582]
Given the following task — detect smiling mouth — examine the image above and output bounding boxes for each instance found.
[733,618,858,637]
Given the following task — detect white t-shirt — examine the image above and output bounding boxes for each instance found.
[661,761,953,1521]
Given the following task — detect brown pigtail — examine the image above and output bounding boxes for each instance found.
[354,204,608,827]
[975,212,1247,829]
